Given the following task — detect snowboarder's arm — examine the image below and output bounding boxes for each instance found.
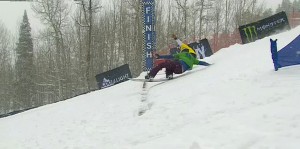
[192,57,210,66]
[155,54,174,59]
[172,34,183,46]
[172,34,196,55]
[175,39,184,47]
[197,61,211,66]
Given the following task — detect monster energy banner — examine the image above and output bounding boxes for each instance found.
[239,11,290,44]
[142,0,156,71]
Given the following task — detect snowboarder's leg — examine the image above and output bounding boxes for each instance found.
[164,60,173,78]
[172,61,183,74]
[147,60,180,78]
[165,60,182,79]
[147,60,172,78]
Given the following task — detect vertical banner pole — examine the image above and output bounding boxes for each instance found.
[142,0,156,71]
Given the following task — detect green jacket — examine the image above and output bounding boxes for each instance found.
[173,52,200,69]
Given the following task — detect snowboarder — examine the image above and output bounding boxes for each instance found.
[145,51,210,80]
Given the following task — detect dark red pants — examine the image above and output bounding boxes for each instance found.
[149,60,183,77]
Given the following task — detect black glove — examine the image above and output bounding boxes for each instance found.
[172,34,178,40]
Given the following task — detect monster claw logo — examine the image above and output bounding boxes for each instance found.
[242,26,258,43]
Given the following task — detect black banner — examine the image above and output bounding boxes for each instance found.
[188,38,213,59]
[239,11,290,44]
[95,64,132,89]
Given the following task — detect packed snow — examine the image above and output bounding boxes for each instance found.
[1,27,300,149]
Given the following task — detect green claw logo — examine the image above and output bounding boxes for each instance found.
[242,26,258,43]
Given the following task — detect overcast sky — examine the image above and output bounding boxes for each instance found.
[0,0,283,34]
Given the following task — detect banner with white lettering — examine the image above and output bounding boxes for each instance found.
[188,38,213,59]
[142,0,156,71]
[95,64,132,89]
[239,11,290,44]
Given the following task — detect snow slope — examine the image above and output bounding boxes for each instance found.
[1,27,300,149]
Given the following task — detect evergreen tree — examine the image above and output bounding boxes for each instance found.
[15,10,35,108]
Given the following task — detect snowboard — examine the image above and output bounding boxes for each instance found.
[130,64,213,82]
[129,78,170,82]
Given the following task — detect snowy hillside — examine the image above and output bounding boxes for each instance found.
[1,27,300,149]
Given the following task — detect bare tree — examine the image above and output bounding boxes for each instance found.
[195,0,206,39]
[0,21,15,114]
[175,0,189,38]
[213,0,223,35]
[224,0,234,33]
[32,0,71,99]
[120,0,143,76]
[74,0,101,90]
